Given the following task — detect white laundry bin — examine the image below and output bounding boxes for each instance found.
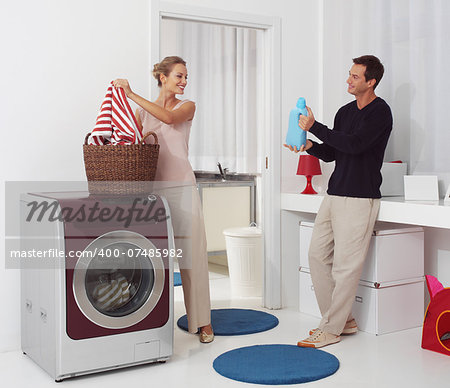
[223,226,263,297]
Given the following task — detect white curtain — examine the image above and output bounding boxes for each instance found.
[322,0,450,187]
[160,19,263,174]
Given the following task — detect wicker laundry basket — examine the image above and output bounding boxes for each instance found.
[83,131,159,194]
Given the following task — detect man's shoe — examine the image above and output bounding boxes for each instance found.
[341,318,358,335]
[297,329,340,348]
[309,318,358,336]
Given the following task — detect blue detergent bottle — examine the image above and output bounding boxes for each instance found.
[285,97,308,150]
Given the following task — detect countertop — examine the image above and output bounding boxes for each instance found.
[281,193,450,229]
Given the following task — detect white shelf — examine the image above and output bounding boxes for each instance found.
[281,193,450,229]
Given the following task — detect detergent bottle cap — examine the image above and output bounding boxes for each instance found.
[296,97,306,109]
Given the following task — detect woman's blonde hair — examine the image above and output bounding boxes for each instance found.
[152,56,187,87]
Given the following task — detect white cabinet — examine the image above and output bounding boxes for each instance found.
[202,186,251,252]
[298,222,425,335]
[195,177,256,267]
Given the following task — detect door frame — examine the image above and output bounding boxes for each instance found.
[150,0,282,309]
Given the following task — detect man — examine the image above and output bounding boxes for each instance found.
[287,55,393,348]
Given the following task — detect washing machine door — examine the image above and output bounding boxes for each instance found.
[73,230,165,329]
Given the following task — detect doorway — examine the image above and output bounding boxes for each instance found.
[151,1,281,309]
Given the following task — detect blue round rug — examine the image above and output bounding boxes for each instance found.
[177,308,279,335]
[213,344,339,385]
[174,272,182,287]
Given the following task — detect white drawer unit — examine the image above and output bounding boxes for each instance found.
[298,222,425,334]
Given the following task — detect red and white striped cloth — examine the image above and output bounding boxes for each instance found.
[88,82,143,145]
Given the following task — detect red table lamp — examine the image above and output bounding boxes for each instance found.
[297,155,322,194]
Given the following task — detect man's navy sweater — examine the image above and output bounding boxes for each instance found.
[307,97,393,199]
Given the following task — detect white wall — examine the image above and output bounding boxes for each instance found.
[1,0,321,353]
[321,0,412,168]
[0,0,150,353]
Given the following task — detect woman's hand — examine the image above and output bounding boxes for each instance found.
[113,79,133,97]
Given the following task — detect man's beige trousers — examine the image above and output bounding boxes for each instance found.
[309,194,380,335]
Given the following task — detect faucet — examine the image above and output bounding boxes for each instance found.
[217,162,228,180]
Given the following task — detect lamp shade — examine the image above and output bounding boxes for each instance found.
[297,155,322,176]
[296,155,321,194]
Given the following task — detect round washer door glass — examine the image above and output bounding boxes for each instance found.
[85,240,154,317]
[73,231,165,329]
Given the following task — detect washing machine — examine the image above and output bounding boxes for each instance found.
[20,191,174,381]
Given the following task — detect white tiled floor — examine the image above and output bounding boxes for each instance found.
[1,264,449,387]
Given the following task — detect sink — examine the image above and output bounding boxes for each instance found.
[194,171,256,182]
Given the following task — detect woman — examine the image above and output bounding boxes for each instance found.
[113,56,214,343]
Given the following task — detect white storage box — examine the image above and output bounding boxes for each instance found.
[300,222,424,283]
[404,175,439,201]
[299,269,425,335]
[352,279,424,335]
[361,226,424,283]
[298,222,425,334]
[380,162,407,196]
[298,268,321,318]
[299,221,314,269]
